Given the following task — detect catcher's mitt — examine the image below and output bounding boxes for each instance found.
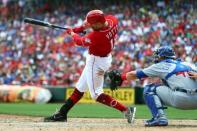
[104,69,123,91]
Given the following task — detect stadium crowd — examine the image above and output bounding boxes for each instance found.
[0,0,196,87]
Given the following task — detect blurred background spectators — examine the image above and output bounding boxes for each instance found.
[0,0,196,87]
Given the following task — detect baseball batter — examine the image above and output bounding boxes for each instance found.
[118,46,197,126]
[44,10,135,123]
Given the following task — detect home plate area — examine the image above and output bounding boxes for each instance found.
[0,115,197,131]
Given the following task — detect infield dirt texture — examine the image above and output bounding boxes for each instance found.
[0,114,197,131]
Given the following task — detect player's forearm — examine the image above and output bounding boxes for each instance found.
[72,26,85,33]
[72,21,90,33]
[71,33,89,47]
[126,71,138,80]
[121,71,138,81]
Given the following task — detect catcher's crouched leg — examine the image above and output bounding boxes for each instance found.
[143,84,168,126]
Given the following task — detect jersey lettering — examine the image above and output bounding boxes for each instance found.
[106,25,118,40]
[110,39,114,50]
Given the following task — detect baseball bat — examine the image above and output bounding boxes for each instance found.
[23,17,69,30]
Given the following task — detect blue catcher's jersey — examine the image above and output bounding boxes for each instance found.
[136,59,197,90]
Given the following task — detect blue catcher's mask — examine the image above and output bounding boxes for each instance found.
[153,46,176,63]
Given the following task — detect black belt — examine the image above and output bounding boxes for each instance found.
[175,88,197,94]
[89,53,110,57]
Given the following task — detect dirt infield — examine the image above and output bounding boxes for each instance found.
[0,115,197,131]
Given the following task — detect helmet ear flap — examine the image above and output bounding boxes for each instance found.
[153,46,176,63]
[153,49,161,63]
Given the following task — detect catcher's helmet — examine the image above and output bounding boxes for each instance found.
[153,46,176,63]
[86,10,106,25]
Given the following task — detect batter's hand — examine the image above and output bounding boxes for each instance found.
[65,28,73,35]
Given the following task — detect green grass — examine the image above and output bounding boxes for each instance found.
[0,103,196,120]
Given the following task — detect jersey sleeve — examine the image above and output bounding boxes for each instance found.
[105,15,118,25]
[182,62,197,72]
[141,63,172,78]
[136,70,148,79]
[72,26,85,33]
[72,33,93,47]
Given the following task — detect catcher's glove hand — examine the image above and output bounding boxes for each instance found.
[104,69,123,91]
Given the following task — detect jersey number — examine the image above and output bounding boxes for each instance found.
[110,39,115,50]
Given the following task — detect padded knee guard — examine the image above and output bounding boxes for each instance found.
[143,84,166,118]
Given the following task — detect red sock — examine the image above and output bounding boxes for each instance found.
[121,73,127,80]
[96,93,128,112]
[69,88,84,103]
[60,88,84,114]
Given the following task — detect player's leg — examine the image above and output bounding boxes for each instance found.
[44,68,88,122]
[172,93,197,109]
[85,55,136,123]
[148,85,197,126]
[58,67,89,115]
[85,56,127,111]
[143,84,168,126]
[156,86,197,109]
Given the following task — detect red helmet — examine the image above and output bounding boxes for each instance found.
[86,10,106,25]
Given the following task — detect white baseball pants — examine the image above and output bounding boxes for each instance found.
[76,54,112,99]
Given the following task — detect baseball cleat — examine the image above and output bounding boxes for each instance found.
[124,106,136,124]
[44,111,67,122]
[145,117,168,127]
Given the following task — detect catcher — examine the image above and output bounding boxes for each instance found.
[106,46,197,126]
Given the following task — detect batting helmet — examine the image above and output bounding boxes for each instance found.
[86,10,106,25]
[153,46,176,63]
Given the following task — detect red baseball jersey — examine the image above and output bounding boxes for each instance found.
[72,15,118,57]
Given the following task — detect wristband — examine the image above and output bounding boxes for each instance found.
[121,73,127,80]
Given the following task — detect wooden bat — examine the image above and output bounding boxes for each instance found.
[24,17,69,30]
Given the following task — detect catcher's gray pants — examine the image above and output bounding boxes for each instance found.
[156,86,197,109]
